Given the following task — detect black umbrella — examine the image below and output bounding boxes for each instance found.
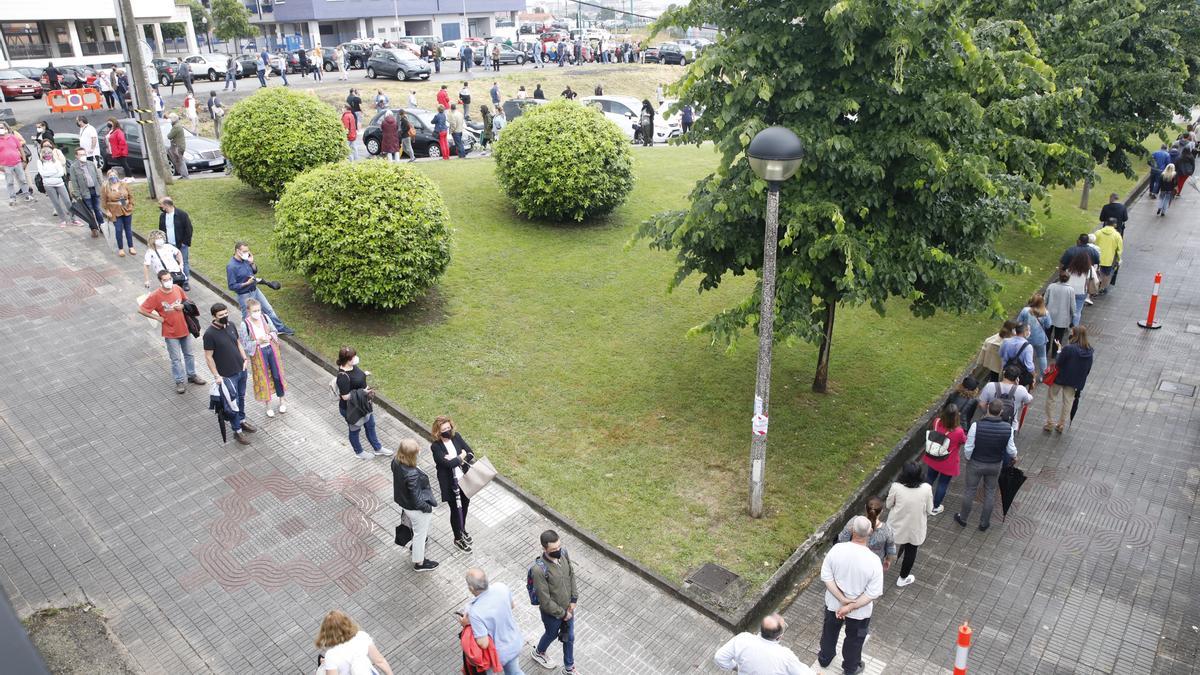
[1069,389,1082,427]
[998,464,1027,519]
[70,199,97,228]
[207,379,237,444]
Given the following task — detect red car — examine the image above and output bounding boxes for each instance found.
[0,69,43,99]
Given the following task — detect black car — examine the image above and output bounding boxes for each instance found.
[472,44,528,66]
[331,43,374,70]
[365,48,431,80]
[501,98,547,121]
[98,118,226,175]
[237,55,260,77]
[151,58,179,86]
[655,43,690,66]
[361,108,475,159]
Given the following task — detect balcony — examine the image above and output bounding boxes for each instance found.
[80,41,122,56]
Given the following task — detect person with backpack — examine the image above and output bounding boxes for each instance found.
[886,462,933,587]
[978,364,1033,433]
[430,415,475,553]
[954,399,1018,532]
[392,438,439,572]
[1016,294,1054,381]
[998,320,1035,389]
[923,402,967,515]
[1044,325,1094,434]
[529,530,579,674]
[1044,271,1078,358]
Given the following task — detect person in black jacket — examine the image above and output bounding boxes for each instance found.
[158,198,193,280]
[430,415,474,553]
[392,438,440,572]
[1097,193,1128,236]
[335,347,389,459]
[1045,325,1094,434]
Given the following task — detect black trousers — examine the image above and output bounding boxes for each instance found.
[1048,325,1068,358]
[449,488,470,540]
[897,542,918,578]
[818,609,870,674]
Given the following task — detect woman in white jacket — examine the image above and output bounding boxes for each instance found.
[36,145,78,226]
[886,461,933,588]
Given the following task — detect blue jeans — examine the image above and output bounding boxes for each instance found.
[1073,293,1086,326]
[256,69,266,86]
[164,335,198,383]
[1157,191,1173,214]
[925,466,953,509]
[259,344,285,396]
[83,191,103,230]
[236,288,290,333]
[224,70,236,89]
[179,244,190,279]
[1149,168,1163,196]
[536,612,574,668]
[1032,341,1047,375]
[502,655,525,675]
[453,131,466,158]
[113,214,133,250]
[339,406,381,455]
[221,371,248,432]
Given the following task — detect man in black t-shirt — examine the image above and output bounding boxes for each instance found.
[202,303,256,444]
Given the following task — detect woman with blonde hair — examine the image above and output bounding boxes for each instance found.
[1157,164,1177,216]
[243,297,287,418]
[142,230,184,289]
[100,167,135,256]
[1016,293,1053,379]
[392,438,439,572]
[314,610,393,675]
[430,415,475,553]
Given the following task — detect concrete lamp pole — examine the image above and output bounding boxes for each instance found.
[113,0,171,200]
[745,126,804,518]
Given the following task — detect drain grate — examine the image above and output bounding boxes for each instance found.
[1159,381,1197,397]
[685,562,740,594]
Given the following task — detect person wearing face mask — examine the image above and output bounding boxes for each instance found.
[242,297,287,418]
[430,415,474,553]
[76,115,101,169]
[203,303,256,445]
[138,269,207,394]
[68,147,103,237]
[33,122,54,147]
[335,346,388,459]
[100,168,135,256]
[142,231,185,290]
[157,198,192,279]
[0,122,34,206]
[38,140,66,170]
[36,143,76,226]
[104,118,129,178]
[529,530,578,674]
[225,241,294,335]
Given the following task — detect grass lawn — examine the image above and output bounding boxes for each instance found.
[129,147,1137,589]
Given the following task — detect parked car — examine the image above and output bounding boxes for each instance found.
[677,38,713,54]
[337,42,374,69]
[501,98,548,121]
[472,44,528,66]
[98,118,226,175]
[653,43,692,65]
[0,70,44,100]
[14,67,43,81]
[642,47,660,63]
[365,48,431,81]
[151,58,179,86]
[236,55,260,77]
[580,95,679,144]
[361,108,476,159]
[182,53,240,81]
[41,65,94,89]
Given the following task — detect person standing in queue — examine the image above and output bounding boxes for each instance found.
[430,415,474,553]
[203,303,256,445]
[335,346,389,460]
[392,438,440,572]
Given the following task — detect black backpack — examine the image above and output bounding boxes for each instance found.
[1004,340,1034,387]
[995,383,1018,423]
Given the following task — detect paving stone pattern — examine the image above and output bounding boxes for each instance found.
[779,190,1200,675]
[0,206,731,674]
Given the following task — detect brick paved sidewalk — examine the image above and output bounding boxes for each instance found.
[0,204,729,673]
[778,189,1200,674]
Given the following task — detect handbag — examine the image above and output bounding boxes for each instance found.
[924,428,951,459]
[458,456,497,499]
[153,246,187,286]
[394,511,413,547]
[1042,363,1058,387]
[1085,267,1099,295]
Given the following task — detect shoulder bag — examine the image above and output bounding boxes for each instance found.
[924,424,951,459]
[153,246,187,286]
[458,456,497,499]
[1085,266,1099,295]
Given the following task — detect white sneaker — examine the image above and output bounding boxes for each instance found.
[372,447,391,456]
[531,648,557,669]
[266,408,275,418]
[1084,298,1094,306]
[896,575,916,587]
[278,400,287,413]
[930,505,944,515]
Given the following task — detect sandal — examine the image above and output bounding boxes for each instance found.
[1055,424,1064,434]
[1043,422,1053,433]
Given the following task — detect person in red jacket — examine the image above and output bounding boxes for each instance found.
[105,117,129,178]
[341,104,358,161]
[437,84,451,110]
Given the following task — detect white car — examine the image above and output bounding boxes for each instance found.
[440,40,462,60]
[580,95,679,144]
[660,98,701,128]
[182,53,239,81]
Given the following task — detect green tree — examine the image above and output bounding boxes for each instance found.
[160,23,185,40]
[187,1,211,39]
[637,0,1079,392]
[209,0,257,52]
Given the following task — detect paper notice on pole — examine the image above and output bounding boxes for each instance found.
[752,459,762,482]
[752,414,768,436]
[754,396,763,416]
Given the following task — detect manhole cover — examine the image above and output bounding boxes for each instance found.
[1160,381,1197,397]
[686,563,740,594]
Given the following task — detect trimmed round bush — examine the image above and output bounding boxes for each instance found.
[274,161,451,309]
[221,87,346,198]
[492,99,634,222]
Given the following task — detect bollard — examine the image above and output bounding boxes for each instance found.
[952,622,972,675]
[1137,272,1163,329]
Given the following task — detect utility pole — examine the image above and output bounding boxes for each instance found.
[113,0,170,199]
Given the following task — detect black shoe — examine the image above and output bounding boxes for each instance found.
[978,524,990,532]
[278,328,296,336]
[954,513,967,527]
[846,664,866,675]
[414,559,440,572]
[462,532,473,544]
[454,538,472,553]
[240,421,258,433]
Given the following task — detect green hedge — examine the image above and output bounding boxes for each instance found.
[220,88,346,198]
[492,100,634,222]
[273,161,451,309]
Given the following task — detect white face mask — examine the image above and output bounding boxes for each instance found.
[250,310,262,320]
[350,355,360,367]
[161,280,174,290]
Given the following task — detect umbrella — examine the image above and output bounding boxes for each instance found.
[1069,389,1082,427]
[70,199,97,228]
[207,379,239,444]
[998,464,1027,519]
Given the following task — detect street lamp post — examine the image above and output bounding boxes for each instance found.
[745,126,804,518]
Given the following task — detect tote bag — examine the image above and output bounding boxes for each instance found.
[458,457,497,499]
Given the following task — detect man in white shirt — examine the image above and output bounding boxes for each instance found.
[977,364,1033,431]
[714,613,812,675]
[818,515,883,675]
[76,115,101,168]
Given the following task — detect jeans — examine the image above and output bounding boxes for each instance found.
[401,507,432,563]
[1158,190,1174,214]
[221,370,248,432]
[1045,383,1076,426]
[536,612,574,668]
[179,244,190,278]
[339,406,381,455]
[164,335,198,383]
[453,131,466,158]
[1073,293,1086,326]
[224,70,236,89]
[925,466,952,508]
[502,656,525,675]
[402,137,414,160]
[1149,168,1163,196]
[958,460,1002,528]
[279,69,288,86]
[347,139,358,161]
[1032,341,1047,376]
[256,69,266,86]
[83,191,103,229]
[897,542,919,578]
[3,164,30,199]
[259,344,285,397]
[45,183,71,220]
[312,65,322,81]
[113,214,133,250]
[236,288,290,333]
[818,609,869,675]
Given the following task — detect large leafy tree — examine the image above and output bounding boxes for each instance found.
[210,0,257,52]
[637,0,1082,392]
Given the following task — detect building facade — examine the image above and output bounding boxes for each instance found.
[0,0,199,69]
[245,0,524,50]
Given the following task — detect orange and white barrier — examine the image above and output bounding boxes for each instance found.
[46,88,103,113]
[953,622,972,675]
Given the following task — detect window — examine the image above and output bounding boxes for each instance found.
[2,22,50,59]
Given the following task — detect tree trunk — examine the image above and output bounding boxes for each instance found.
[1079,178,1091,211]
[812,302,836,393]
